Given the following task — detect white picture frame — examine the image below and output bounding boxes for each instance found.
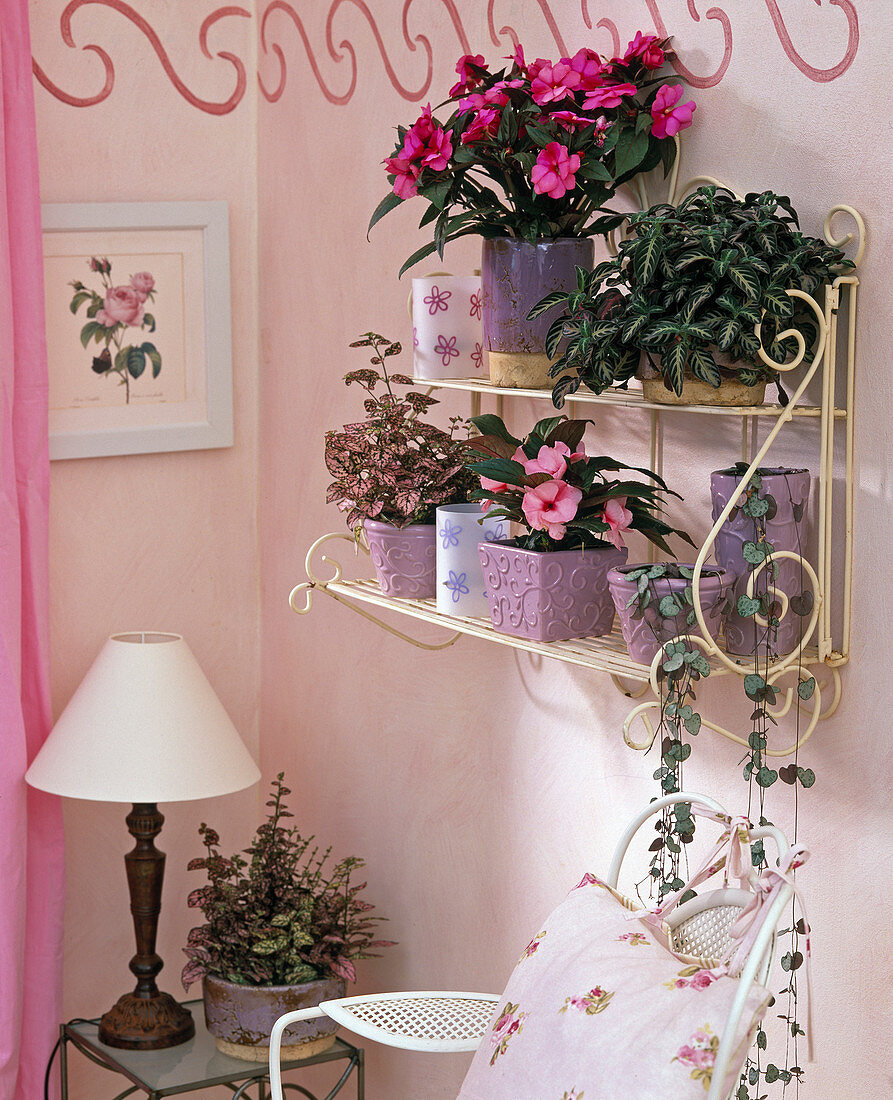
[42,201,233,460]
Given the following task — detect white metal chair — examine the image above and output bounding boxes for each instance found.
[269,792,802,1100]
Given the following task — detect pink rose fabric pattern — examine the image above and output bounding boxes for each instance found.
[412,274,483,379]
[457,875,771,1100]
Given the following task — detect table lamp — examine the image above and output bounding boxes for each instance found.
[26,632,261,1050]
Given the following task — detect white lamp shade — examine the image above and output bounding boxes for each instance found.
[26,632,260,803]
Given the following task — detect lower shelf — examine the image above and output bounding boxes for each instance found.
[320,577,821,685]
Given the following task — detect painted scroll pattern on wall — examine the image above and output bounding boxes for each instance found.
[33,1,861,114]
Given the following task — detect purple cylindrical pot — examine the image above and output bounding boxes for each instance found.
[364,518,436,598]
[608,563,732,665]
[203,974,345,1061]
[482,238,594,388]
[478,540,626,642]
[710,467,811,656]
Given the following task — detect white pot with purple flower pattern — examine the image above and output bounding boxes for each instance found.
[436,503,508,617]
[412,275,484,380]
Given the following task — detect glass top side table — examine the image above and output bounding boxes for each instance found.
[59,999,364,1099]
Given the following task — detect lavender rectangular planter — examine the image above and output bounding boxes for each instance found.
[710,467,811,656]
[478,540,626,642]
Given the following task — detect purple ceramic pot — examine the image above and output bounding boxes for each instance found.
[203,974,345,1061]
[710,467,811,656]
[478,539,626,642]
[364,518,436,599]
[608,563,731,665]
[482,237,594,388]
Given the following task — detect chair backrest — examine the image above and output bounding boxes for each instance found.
[606,791,795,1100]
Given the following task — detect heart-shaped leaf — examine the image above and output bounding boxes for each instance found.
[778,764,799,784]
[744,673,767,699]
[742,540,768,565]
[797,676,816,700]
[737,594,761,618]
[797,767,816,788]
[756,765,778,788]
[659,594,683,618]
[790,591,814,617]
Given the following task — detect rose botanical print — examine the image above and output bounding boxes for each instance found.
[673,1023,720,1090]
[559,986,614,1015]
[70,257,162,403]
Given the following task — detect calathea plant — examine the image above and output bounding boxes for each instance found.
[325,332,475,529]
[182,774,394,989]
[464,413,693,554]
[531,186,853,405]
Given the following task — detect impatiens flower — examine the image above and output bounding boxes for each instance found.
[461,106,501,144]
[506,42,526,74]
[650,83,696,139]
[581,82,638,110]
[459,86,509,113]
[523,444,568,479]
[530,59,580,105]
[531,142,581,199]
[385,104,453,197]
[602,496,633,549]
[449,53,487,97]
[521,479,583,540]
[566,47,611,91]
[550,109,597,131]
[522,441,586,478]
[624,31,665,70]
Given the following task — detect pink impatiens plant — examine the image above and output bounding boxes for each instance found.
[325,332,475,530]
[370,34,696,275]
[464,413,693,555]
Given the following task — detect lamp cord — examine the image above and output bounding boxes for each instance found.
[44,1020,93,1100]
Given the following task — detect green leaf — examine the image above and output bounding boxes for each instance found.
[658,594,682,618]
[765,1064,780,1083]
[744,673,767,699]
[368,191,403,236]
[684,713,702,736]
[797,766,816,788]
[662,342,687,395]
[141,342,162,379]
[728,263,762,300]
[142,312,156,333]
[70,290,91,314]
[756,765,778,788]
[743,495,769,517]
[79,321,101,348]
[736,594,761,618]
[527,290,572,320]
[125,345,146,379]
[742,540,768,565]
[470,414,520,447]
[797,676,816,700]
[634,232,663,286]
[614,127,649,180]
[688,348,721,388]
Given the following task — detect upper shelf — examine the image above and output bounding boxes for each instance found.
[413,376,847,419]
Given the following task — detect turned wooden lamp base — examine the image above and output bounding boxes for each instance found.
[99,803,196,1050]
[100,991,195,1050]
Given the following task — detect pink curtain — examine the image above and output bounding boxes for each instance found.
[0,2,66,1096]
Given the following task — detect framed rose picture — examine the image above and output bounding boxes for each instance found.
[41,201,233,459]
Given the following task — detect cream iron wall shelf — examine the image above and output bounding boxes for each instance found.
[291,203,863,760]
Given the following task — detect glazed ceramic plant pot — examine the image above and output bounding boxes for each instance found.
[607,563,732,666]
[478,540,627,642]
[364,518,436,599]
[710,467,811,656]
[481,238,594,389]
[203,975,345,1062]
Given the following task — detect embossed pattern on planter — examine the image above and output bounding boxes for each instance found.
[478,540,626,642]
[365,519,436,599]
[608,565,731,665]
[711,469,811,656]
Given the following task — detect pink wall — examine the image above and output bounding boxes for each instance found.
[257,4,889,1098]
[31,1,891,1097]
[33,3,261,1095]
